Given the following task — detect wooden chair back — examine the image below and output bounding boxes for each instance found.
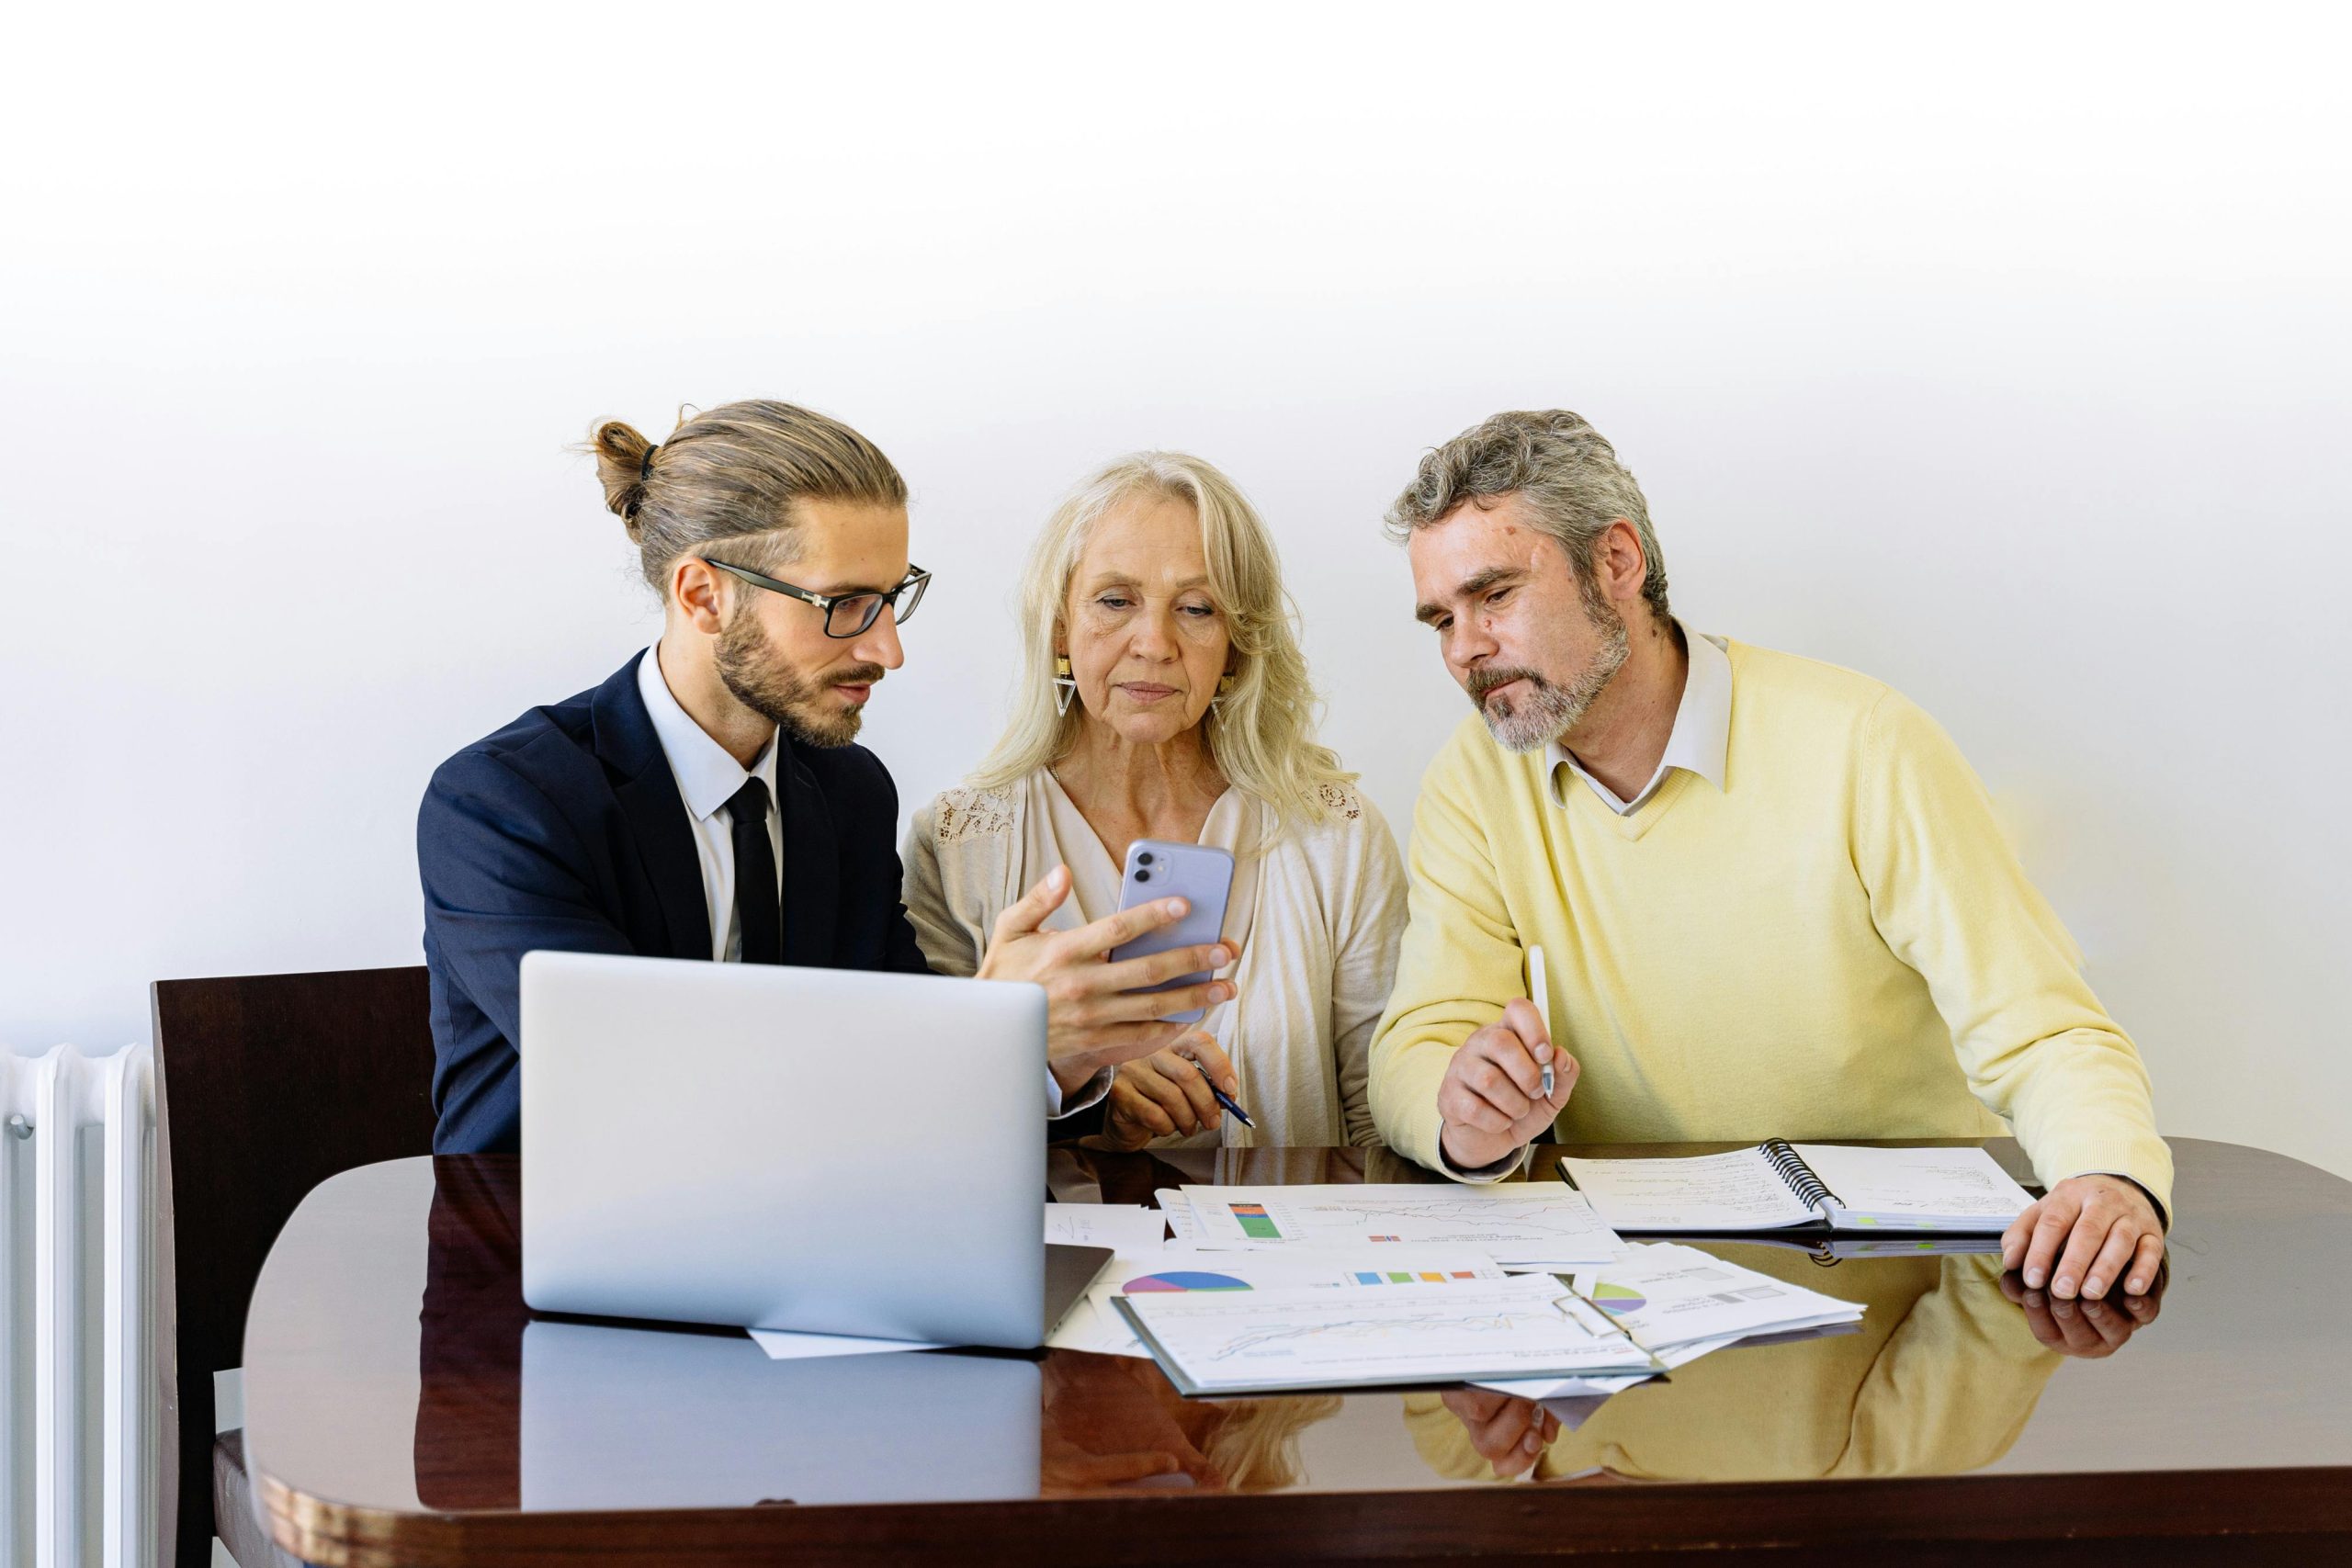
[151,965,437,1566]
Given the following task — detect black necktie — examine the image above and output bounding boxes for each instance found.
[726,776,781,965]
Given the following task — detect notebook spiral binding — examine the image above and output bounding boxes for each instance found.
[1760,1138,1838,1213]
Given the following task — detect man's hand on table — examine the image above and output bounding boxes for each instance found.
[1437,999,1577,1171]
[1439,1388,1561,1480]
[1040,1354,1219,1492]
[2000,1174,2165,1302]
[2001,1267,2164,1359]
[977,864,1237,1093]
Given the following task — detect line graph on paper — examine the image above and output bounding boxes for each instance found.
[1205,1303,1585,1360]
[1118,1276,1659,1392]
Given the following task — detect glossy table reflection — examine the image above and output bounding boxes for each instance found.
[241,1139,2352,1564]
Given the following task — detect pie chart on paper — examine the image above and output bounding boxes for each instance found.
[1124,1270,1253,1293]
[1590,1281,1648,1315]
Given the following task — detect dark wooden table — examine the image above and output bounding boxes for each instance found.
[241,1138,2352,1565]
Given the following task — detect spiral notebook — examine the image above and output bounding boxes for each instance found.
[1555,1142,2036,1234]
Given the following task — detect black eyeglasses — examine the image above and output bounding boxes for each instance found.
[699,558,931,638]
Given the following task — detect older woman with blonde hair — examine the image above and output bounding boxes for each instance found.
[904,453,1406,1149]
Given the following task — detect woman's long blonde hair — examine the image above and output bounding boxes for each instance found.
[971,452,1353,824]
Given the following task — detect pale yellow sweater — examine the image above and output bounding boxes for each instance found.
[1368,641,2173,1215]
[1404,1251,2060,1483]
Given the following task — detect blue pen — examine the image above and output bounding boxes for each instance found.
[1210,1084,1255,1128]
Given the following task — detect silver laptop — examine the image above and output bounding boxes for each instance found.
[521,1320,1041,1507]
[520,949,1107,1349]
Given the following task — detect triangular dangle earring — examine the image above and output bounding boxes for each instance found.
[1209,671,1236,711]
[1052,654,1079,716]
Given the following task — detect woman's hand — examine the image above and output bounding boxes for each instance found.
[1103,1034,1238,1148]
[976,865,1235,1090]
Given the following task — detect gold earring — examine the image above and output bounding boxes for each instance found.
[1052,654,1078,716]
[1210,671,1236,710]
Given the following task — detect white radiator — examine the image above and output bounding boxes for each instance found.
[1,1044,157,1568]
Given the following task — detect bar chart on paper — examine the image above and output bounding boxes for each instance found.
[1176,1184,1623,1267]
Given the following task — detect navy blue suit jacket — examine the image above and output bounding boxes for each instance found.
[417,652,932,1154]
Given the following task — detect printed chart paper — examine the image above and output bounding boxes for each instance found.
[1564,1242,1863,1351]
[1467,1242,1865,1399]
[1050,1247,1512,1358]
[1177,1184,1622,1267]
[1116,1274,1660,1394]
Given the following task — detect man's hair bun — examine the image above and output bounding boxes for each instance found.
[588,419,657,535]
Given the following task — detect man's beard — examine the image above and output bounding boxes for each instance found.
[715,606,884,750]
[1465,595,1630,753]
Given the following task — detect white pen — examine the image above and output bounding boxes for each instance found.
[1529,943,1555,1098]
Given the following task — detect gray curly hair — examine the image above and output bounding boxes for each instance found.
[1385,410,1669,625]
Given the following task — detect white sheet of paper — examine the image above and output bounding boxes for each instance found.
[1557,1149,1817,1232]
[1561,1242,1863,1352]
[1540,1395,1618,1432]
[1476,1370,1657,1400]
[748,1327,948,1360]
[1794,1144,2035,1224]
[1180,1183,1622,1267]
[1155,1189,1200,1242]
[1045,1295,1143,1357]
[1059,1247,1515,1358]
[1121,1275,1657,1393]
[1045,1202,1167,1252]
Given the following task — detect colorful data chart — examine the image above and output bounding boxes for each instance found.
[1352,1270,1484,1285]
[1125,1270,1253,1293]
[1229,1201,1283,1240]
[1589,1280,1649,1315]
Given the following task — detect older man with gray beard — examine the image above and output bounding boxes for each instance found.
[1367,409,2170,1307]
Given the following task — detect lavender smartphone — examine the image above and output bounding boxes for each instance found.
[1106,839,1235,1024]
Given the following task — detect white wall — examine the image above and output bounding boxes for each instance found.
[5,5,2346,1176]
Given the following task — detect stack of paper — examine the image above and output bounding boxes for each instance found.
[1167,1183,1623,1269]
[1114,1273,1666,1395]
[1051,1194,1871,1404]
[1050,1246,1513,1359]
[1473,1241,1865,1400]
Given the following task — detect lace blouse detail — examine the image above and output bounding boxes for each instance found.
[1314,780,1363,820]
[932,785,1015,843]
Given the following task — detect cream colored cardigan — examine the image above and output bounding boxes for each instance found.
[902,772,1407,1148]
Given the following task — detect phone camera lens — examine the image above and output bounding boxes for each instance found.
[1134,869,1151,884]
[1137,852,1155,866]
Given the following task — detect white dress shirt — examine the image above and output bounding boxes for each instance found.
[1548,621,1733,815]
[636,644,1099,1117]
[636,644,782,963]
